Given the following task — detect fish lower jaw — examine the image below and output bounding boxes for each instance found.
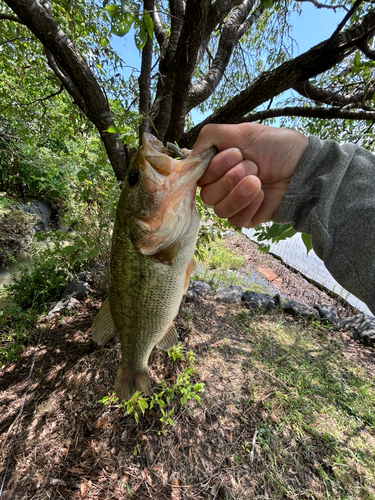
[115,362,152,400]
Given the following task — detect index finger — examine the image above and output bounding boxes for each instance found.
[191,124,236,155]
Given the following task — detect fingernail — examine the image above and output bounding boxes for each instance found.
[227,148,243,167]
[239,180,254,197]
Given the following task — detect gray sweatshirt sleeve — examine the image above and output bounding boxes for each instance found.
[273,136,375,314]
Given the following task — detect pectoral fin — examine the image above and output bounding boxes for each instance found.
[91,297,116,346]
[156,323,178,350]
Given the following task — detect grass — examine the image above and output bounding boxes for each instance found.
[221,310,375,499]
[0,303,39,365]
[194,239,267,293]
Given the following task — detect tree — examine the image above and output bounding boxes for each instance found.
[1,0,375,183]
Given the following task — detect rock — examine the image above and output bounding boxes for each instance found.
[62,278,91,300]
[77,271,94,286]
[186,280,211,300]
[50,478,67,487]
[214,285,243,304]
[242,290,275,311]
[273,293,282,307]
[340,313,375,347]
[18,200,53,232]
[47,297,81,319]
[283,300,320,320]
[314,304,340,327]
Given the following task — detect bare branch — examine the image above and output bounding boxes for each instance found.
[151,0,185,139]
[358,39,375,59]
[180,8,375,148]
[328,0,364,41]
[195,0,242,65]
[0,12,23,22]
[139,0,153,138]
[4,0,127,181]
[187,0,259,113]
[45,49,88,114]
[293,80,375,106]
[298,0,348,11]
[242,105,375,122]
[0,36,30,45]
[164,0,212,141]
[152,1,167,48]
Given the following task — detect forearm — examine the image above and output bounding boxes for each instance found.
[274,136,375,314]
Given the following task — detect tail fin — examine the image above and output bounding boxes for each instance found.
[115,363,152,400]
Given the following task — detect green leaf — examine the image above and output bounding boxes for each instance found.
[193,383,204,392]
[255,223,297,243]
[104,4,120,19]
[120,0,139,15]
[353,52,361,74]
[143,12,153,39]
[62,245,76,256]
[77,169,87,182]
[113,14,134,37]
[135,25,148,51]
[301,233,312,254]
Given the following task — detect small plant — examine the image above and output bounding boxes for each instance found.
[4,241,74,311]
[98,344,204,433]
[0,303,39,365]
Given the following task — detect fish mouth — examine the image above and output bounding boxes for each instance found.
[140,133,217,192]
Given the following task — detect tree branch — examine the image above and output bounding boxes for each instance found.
[152,1,167,48]
[328,0,363,41]
[164,0,214,142]
[195,0,242,66]
[21,85,64,106]
[358,39,375,59]
[138,0,154,138]
[4,0,127,181]
[181,8,375,148]
[151,0,185,140]
[0,12,23,22]
[187,0,260,113]
[298,0,348,11]
[242,105,375,122]
[0,36,30,46]
[293,80,375,106]
[44,49,88,114]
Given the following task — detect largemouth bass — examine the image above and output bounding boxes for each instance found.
[91,133,216,400]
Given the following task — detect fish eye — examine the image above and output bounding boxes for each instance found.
[128,169,140,187]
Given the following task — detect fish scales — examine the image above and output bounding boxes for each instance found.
[91,133,216,400]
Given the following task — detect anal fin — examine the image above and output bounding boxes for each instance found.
[115,363,152,400]
[91,297,116,346]
[156,323,178,350]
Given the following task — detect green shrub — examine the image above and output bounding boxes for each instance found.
[0,305,39,366]
[99,344,204,433]
[4,242,74,311]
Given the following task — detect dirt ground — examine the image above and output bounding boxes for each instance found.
[1,233,372,500]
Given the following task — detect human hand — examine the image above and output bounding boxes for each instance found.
[192,123,309,228]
